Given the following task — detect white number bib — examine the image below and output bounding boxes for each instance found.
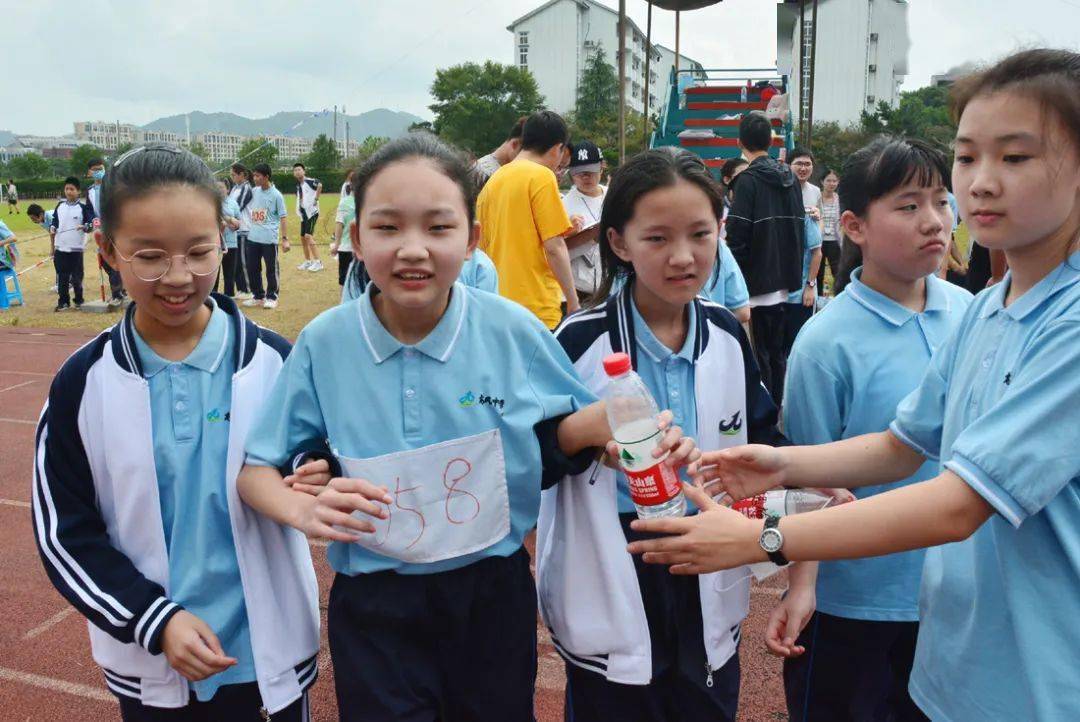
[336,429,510,564]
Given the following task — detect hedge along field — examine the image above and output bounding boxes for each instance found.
[1,192,346,339]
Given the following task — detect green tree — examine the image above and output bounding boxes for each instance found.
[810,121,873,176]
[188,141,211,162]
[575,45,619,132]
[10,152,52,180]
[115,141,135,157]
[304,133,340,170]
[408,121,434,133]
[858,85,955,150]
[429,61,544,155]
[70,144,102,176]
[237,137,278,170]
[342,136,390,171]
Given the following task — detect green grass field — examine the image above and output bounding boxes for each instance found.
[1,192,345,338]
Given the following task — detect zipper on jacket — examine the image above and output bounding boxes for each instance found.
[260,707,270,720]
[705,662,714,688]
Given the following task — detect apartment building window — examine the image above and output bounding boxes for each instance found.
[518,30,529,69]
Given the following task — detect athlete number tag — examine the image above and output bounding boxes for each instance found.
[336,429,510,564]
[250,208,268,224]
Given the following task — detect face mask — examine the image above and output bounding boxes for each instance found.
[92,169,105,181]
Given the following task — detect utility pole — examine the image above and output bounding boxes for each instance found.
[808,0,819,148]
[643,1,653,150]
[333,105,338,157]
[618,0,626,163]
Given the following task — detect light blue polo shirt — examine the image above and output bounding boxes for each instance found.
[336,195,355,253]
[704,242,750,311]
[784,269,971,621]
[0,220,14,269]
[132,301,256,701]
[246,283,595,575]
[787,216,823,305]
[458,249,499,294]
[340,251,500,304]
[37,210,55,231]
[891,251,1080,722]
[221,196,241,250]
[246,185,287,245]
[617,298,699,514]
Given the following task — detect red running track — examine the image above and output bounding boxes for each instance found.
[0,327,789,721]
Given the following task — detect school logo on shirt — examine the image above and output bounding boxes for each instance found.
[719,411,742,436]
[458,390,505,411]
[206,408,230,423]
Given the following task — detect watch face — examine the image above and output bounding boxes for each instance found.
[761,528,783,553]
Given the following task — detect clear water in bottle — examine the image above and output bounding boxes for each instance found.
[602,353,686,519]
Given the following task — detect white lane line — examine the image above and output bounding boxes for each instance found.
[0,417,35,426]
[0,381,37,394]
[1,498,31,508]
[0,370,53,377]
[0,666,116,704]
[22,608,76,641]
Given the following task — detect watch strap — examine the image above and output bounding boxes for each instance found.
[763,515,790,567]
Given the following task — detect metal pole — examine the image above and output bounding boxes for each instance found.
[618,0,627,163]
[333,105,338,158]
[675,10,681,77]
[799,0,807,145]
[643,1,653,150]
[808,0,819,148]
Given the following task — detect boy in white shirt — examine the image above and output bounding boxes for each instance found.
[560,140,606,306]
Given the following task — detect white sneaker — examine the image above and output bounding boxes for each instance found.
[235,291,254,300]
[297,260,312,271]
[262,298,278,309]
[242,298,261,307]
[107,297,123,308]
[308,260,324,272]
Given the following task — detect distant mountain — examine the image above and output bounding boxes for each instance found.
[141,109,425,141]
[0,130,16,147]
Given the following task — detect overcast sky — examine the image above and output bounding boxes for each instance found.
[4,0,1078,136]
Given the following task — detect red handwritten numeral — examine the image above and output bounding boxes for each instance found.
[443,458,480,524]
[370,477,426,550]
[393,477,425,550]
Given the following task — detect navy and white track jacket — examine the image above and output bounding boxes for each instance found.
[31,296,320,712]
[537,285,786,685]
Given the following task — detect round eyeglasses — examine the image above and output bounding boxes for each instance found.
[114,242,223,282]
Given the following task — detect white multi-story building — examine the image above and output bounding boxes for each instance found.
[73,121,139,151]
[0,143,32,163]
[192,132,245,163]
[138,129,184,145]
[507,0,705,116]
[776,0,910,127]
[267,135,314,162]
[16,135,85,158]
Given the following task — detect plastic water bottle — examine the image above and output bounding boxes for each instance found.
[730,489,835,518]
[731,490,835,580]
[602,352,686,519]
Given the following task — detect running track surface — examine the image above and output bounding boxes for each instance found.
[0,327,789,721]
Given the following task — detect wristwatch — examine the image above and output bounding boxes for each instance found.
[806,279,817,288]
[759,515,789,566]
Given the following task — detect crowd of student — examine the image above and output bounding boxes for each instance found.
[27,47,1080,722]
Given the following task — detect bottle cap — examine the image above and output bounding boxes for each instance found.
[603,352,632,377]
